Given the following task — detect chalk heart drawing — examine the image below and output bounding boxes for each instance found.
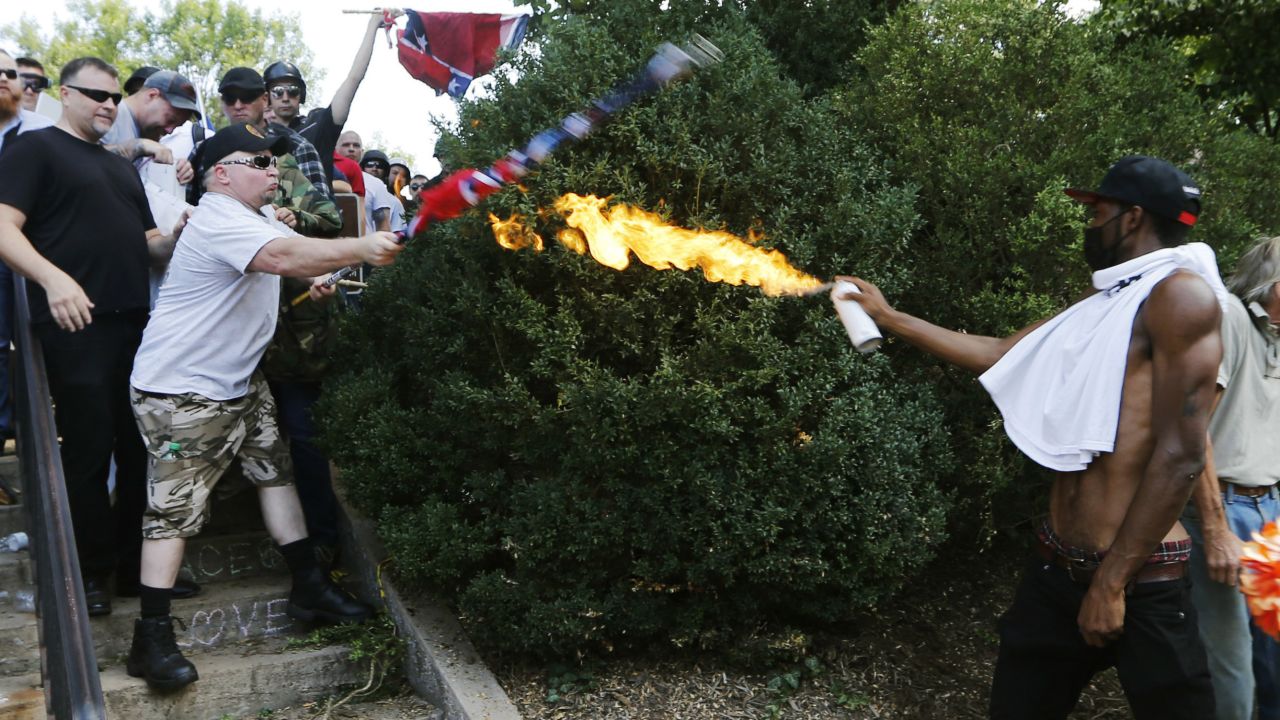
[187,607,226,647]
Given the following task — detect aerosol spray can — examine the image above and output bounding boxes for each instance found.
[830,280,883,353]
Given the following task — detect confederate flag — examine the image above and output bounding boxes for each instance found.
[397,10,530,99]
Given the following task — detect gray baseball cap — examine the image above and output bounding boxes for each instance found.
[143,70,201,118]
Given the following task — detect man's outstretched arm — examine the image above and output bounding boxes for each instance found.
[1078,271,1222,647]
[330,10,404,126]
[836,275,1050,375]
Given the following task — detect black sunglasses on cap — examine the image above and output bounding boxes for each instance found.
[66,84,123,105]
[19,73,49,91]
[269,85,302,99]
[221,90,264,106]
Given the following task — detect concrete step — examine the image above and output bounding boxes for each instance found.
[103,641,362,720]
[0,456,18,497]
[0,675,41,720]
[91,575,301,666]
[250,691,440,719]
[0,510,276,593]
[0,507,22,539]
[180,531,283,586]
[0,554,31,592]
[0,608,37,680]
[0,574,309,680]
[0,639,365,720]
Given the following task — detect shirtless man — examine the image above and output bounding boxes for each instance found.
[839,156,1223,719]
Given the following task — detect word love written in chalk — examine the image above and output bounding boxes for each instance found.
[178,597,292,649]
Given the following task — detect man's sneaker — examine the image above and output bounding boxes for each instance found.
[126,616,198,692]
[287,569,374,624]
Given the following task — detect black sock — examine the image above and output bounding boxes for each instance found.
[139,584,171,619]
[278,537,319,584]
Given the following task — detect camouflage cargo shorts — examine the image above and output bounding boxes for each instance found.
[130,372,293,539]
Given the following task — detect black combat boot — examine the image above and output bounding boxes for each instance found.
[126,616,198,692]
[286,568,374,624]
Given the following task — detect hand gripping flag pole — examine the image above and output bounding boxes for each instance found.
[294,34,723,306]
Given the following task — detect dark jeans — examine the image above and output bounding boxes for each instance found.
[35,312,149,580]
[268,379,338,546]
[990,555,1215,720]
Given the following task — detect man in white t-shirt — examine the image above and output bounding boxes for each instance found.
[359,149,407,233]
[124,123,403,693]
[336,130,393,233]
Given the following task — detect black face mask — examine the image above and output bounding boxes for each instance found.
[1083,207,1134,272]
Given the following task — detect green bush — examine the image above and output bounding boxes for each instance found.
[321,2,952,660]
[320,0,1280,660]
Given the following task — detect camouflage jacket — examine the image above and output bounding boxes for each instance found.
[274,154,341,238]
[261,154,344,382]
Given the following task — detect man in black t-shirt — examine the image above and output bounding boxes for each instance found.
[264,9,402,186]
[0,57,183,617]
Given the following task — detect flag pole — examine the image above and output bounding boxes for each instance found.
[292,35,724,305]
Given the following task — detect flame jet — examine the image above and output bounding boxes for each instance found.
[491,195,826,297]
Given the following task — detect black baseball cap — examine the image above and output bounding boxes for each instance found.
[218,67,266,94]
[1066,155,1201,226]
[124,66,160,95]
[194,123,289,175]
[143,70,201,118]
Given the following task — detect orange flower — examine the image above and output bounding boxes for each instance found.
[1240,522,1280,641]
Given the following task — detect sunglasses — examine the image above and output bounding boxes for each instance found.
[408,182,426,190]
[0,69,14,81]
[66,84,123,105]
[217,155,277,170]
[221,90,264,106]
[269,85,302,99]
[19,73,49,91]
[362,161,388,170]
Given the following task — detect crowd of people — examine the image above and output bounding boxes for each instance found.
[1,16,1280,720]
[0,9,421,694]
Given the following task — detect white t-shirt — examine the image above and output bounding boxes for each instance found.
[362,171,394,234]
[139,123,203,305]
[131,192,298,400]
[389,195,407,232]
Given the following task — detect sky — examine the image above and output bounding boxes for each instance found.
[21,0,530,178]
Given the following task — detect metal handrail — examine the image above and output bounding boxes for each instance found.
[13,276,106,718]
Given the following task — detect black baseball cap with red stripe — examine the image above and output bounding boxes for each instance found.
[1065,155,1201,226]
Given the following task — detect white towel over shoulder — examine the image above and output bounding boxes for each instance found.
[978,242,1228,472]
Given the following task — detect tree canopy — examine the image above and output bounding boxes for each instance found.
[1,0,319,123]
[1099,0,1280,140]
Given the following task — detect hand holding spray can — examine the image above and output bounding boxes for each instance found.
[830,280,883,353]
